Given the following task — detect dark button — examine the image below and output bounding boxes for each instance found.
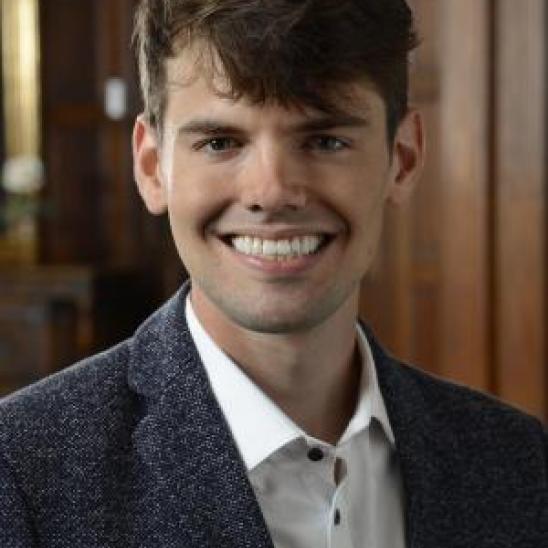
[307,447,324,462]
[334,508,341,526]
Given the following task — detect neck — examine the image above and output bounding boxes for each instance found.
[191,288,362,444]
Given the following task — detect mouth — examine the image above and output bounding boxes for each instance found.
[220,233,335,261]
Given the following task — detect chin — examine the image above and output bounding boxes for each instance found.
[194,275,360,335]
[219,293,349,335]
[228,311,322,335]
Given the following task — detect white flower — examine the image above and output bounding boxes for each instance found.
[2,155,44,195]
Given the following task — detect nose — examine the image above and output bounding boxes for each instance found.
[239,141,308,212]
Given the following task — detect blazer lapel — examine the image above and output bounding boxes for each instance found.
[127,285,274,548]
[369,326,547,548]
[371,335,490,548]
[369,334,434,548]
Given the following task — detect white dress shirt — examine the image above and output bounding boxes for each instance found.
[186,297,406,548]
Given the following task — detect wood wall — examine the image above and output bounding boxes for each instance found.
[361,0,547,421]
[38,0,183,287]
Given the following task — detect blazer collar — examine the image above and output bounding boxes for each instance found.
[127,282,274,548]
[366,329,432,548]
[367,324,547,547]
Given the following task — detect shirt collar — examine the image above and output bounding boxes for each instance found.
[185,296,395,471]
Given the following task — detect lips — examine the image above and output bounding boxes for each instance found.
[230,234,327,260]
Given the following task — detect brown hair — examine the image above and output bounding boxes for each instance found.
[133,0,418,142]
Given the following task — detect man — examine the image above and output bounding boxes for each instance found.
[0,0,546,546]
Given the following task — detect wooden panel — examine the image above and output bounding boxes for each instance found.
[40,0,102,263]
[43,125,102,262]
[0,297,77,394]
[0,20,5,163]
[407,0,443,373]
[39,0,142,266]
[360,204,414,358]
[0,265,161,395]
[40,0,97,105]
[437,0,491,389]
[360,0,443,367]
[494,0,546,418]
[95,0,141,267]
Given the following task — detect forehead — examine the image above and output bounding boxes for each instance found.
[163,44,386,124]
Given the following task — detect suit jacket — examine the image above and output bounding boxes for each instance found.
[0,285,546,547]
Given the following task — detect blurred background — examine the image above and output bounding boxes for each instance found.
[0,0,546,421]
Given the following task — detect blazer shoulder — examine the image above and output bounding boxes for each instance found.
[422,359,535,408]
[0,340,134,461]
[0,288,191,467]
[1,338,130,409]
[389,357,546,472]
[397,357,543,426]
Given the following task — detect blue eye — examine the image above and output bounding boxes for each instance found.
[307,135,348,152]
[199,137,241,153]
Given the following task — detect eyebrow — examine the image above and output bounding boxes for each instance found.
[177,113,370,137]
[177,121,245,136]
[294,114,370,132]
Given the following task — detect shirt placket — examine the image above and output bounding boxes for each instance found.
[327,452,353,548]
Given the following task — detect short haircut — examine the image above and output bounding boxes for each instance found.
[133,0,418,143]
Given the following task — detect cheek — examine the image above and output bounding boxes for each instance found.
[165,158,234,234]
[320,164,389,229]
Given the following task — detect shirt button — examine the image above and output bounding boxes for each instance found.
[307,447,324,462]
[334,508,341,526]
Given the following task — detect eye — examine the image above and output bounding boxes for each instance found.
[196,137,241,153]
[305,135,349,152]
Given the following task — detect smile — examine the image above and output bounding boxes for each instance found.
[229,235,329,261]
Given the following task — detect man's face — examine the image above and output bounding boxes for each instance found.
[134,49,423,334]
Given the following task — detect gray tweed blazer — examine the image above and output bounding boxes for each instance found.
[0,284,546,547]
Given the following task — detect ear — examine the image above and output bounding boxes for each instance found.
[386,109,425,205]
[132,114,167,214]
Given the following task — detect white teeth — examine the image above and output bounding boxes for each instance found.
[231,235,325,258]
[277,240,291,255]
[303,236,315,254]
[291,238,302,255]
[262,240,277,256]
[252,238,262,255]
